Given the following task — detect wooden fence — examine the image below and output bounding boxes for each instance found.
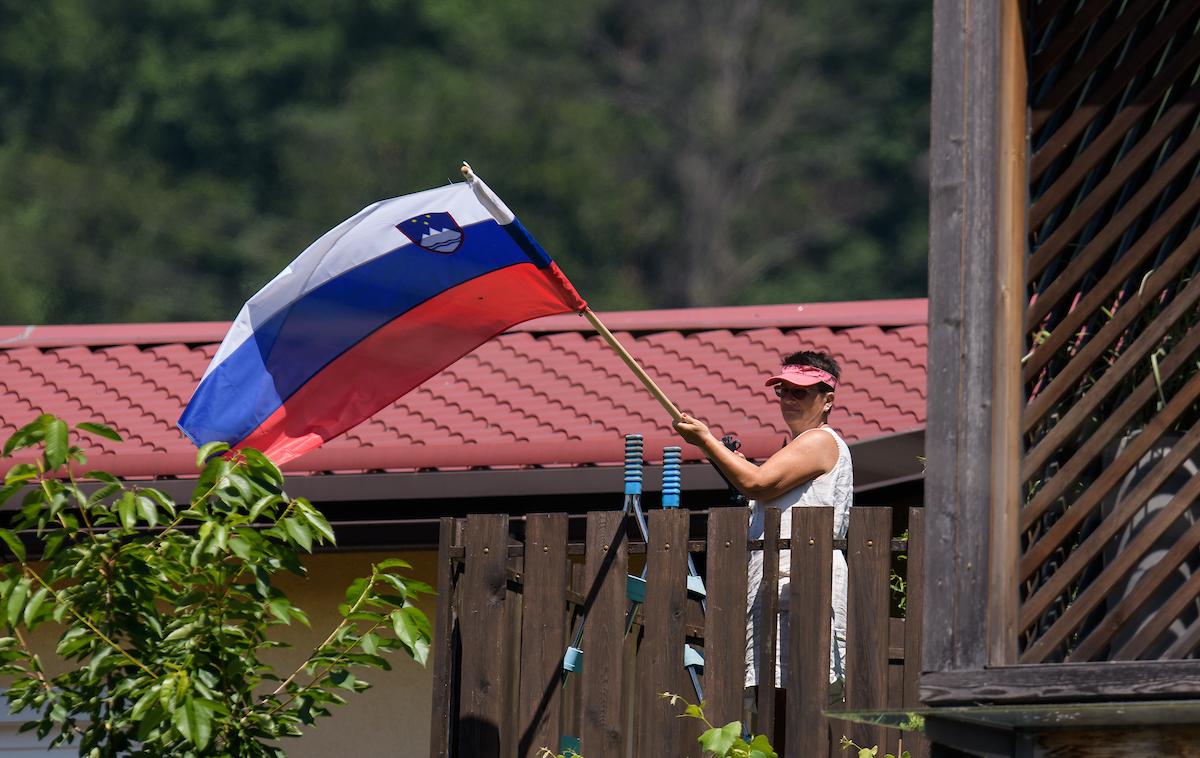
[429,506,926,758]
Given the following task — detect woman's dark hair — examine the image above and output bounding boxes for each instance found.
[782,350,840,392]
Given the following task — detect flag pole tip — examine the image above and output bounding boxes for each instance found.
[460,162,473,180]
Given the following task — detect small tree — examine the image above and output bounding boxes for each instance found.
[0,415,433,757]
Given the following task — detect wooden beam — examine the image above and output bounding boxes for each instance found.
[921,661,1200,705]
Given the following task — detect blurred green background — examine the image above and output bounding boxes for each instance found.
[0,0,930,324]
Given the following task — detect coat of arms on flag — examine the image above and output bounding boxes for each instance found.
[397,212,463,253]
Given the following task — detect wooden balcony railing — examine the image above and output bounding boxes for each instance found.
[428,506,925,758]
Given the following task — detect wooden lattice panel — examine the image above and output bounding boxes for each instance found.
[1020,0,1200,663]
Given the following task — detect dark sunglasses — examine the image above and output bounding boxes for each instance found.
[773,384,818,401]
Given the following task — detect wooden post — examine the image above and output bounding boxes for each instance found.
[925,0,1019,676]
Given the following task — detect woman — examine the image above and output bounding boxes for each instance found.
[673,350,852,704]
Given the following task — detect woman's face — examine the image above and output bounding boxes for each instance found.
[773,382,832,427]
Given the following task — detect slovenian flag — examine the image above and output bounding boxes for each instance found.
[178,171,587,464]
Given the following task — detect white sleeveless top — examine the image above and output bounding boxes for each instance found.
[745,425,853,688]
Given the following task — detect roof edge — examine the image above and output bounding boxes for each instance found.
[0,299,928,349]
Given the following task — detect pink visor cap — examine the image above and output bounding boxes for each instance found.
[764,364,837,390]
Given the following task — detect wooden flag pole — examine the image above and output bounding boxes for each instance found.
[581,307,683,423]
[460,162,683,423]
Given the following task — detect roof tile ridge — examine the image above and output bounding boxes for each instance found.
[361,417,409,444]
[838,352,907,385]
[397,390,469,443]
[480,352,626,438]
[432,386,520,442]
[842,329,925,370]
[844,387,920,418]
[470,352,586,440]
[695,331,766,372]
[638,332,691,364]
[143,347,203,381]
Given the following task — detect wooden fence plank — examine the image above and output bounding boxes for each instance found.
[637,509,689,756]
[903,508,929,758]
[429,517,458,758]
[457,514,510,758]
[517,514,569,758]
[785,506,832,758]
[846,507,891,751]
[704,506,750,728]
[755,506,781,738]
[580,510,628,757]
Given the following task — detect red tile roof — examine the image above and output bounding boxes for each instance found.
[0,300,927,479]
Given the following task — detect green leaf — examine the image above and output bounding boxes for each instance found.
[117,492,137,530]
[747,734,777,758]
[0,529,26,563]
[41,534,64,560]
[43,419,69,470]
[2,416,51,458]
[282,518,312,552]
[266,597,292,624]
[172,696,214,750]
[376,558,412,571]
[390,608,424,649]
[360,632,380,656]
[4,463,38,485]
[699,721,741,755]
[196,441,230,468]
[860,748,878,758]
[130,687,160,721]
[140,487,176,516]
[248,494,281,521]
[7,579,28,627]
[298,504,335,544]
[411,637,430,667]
[75,422,122,442]
[136,495,158,528]
[327,669,357,691]
[163,622,198,642]
[87,482,122,505]
[22,587,48,627]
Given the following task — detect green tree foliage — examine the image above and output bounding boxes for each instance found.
[0,415,432,756]
[0,0,929,322]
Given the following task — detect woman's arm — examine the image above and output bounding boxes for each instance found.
[674,413,838,501]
